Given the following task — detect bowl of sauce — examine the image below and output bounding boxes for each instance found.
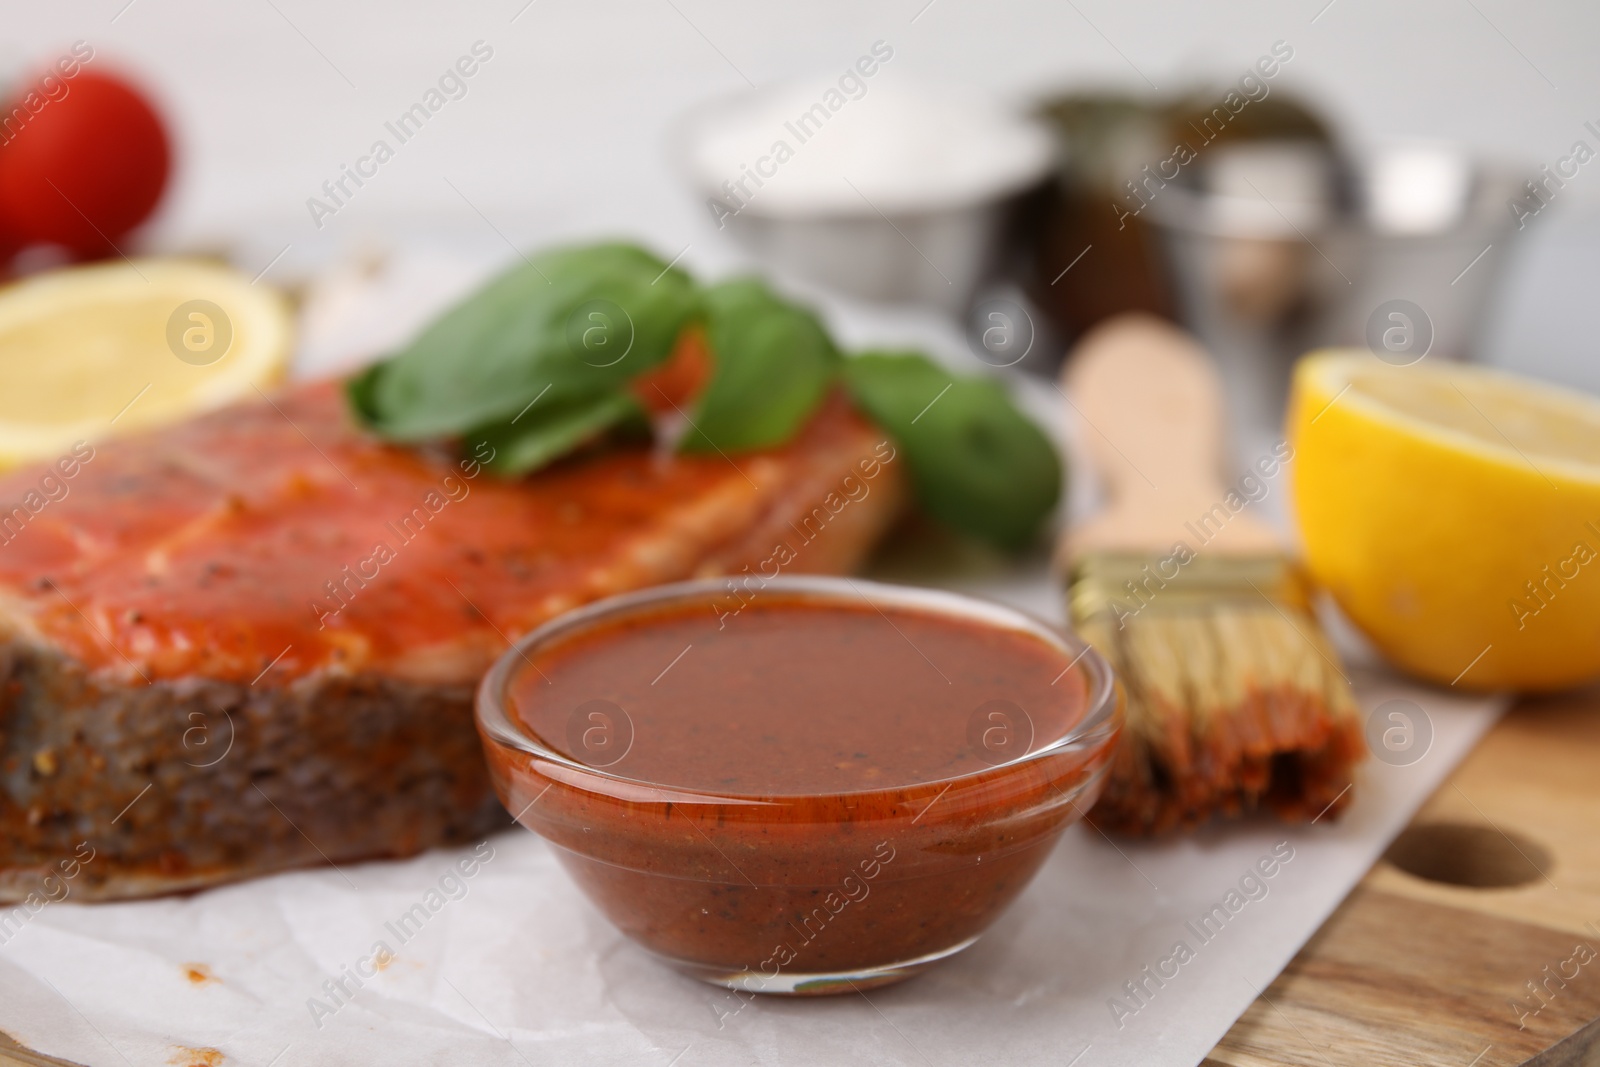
[475,576,1121,995]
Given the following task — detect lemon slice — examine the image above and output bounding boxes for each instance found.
[1289,350,1600,691]
[0,259,291,465]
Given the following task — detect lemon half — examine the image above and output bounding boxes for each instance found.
[0,259,291,465]
[1289,350,1600,691]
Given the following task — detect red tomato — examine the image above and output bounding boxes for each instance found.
[0,69,171,256]
[0,226,21,274]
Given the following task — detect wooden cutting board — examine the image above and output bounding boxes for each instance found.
[5,690,1597,1067]
[1206,686,1600,1067]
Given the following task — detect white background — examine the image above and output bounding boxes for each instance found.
[7,0,1600,389]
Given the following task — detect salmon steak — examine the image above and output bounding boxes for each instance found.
[0,381,905,901]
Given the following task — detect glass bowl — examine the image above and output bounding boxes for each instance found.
[475,576,1122,995]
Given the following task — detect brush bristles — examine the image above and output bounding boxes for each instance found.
[1072,555,1365,836]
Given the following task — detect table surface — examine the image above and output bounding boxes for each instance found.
[4,689,1595,1067]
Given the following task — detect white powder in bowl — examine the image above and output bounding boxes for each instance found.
[681,74,1055,218]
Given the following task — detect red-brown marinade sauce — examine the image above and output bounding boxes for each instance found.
[477,586,1120,993]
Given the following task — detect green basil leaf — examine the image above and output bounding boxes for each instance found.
[468,391,648,477]
[354,242,699,440]
[678,278,840,454]
[345,361,384,424]
[842,351,1061,550]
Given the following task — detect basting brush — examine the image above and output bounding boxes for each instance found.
[1058,314,1364,835]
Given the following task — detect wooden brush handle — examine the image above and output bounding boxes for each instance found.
[1061,313,1281,558]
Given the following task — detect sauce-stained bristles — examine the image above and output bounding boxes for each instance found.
[1070,554,1364,836]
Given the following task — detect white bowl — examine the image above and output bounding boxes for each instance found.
[676,76,1054,311]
